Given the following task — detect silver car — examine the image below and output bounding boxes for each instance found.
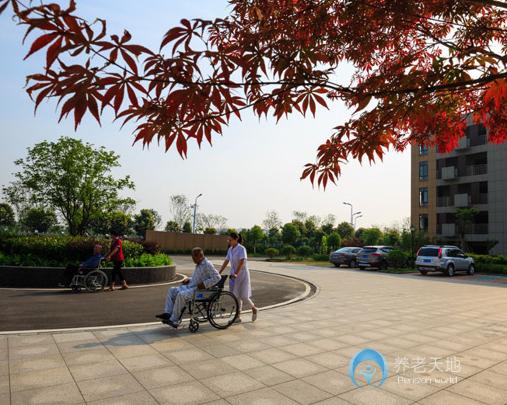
[415,245,475,276]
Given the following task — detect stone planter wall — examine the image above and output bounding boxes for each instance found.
[0,265,176,288]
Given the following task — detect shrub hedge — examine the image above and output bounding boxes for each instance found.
[0,235,172,267]
[387,249,410,268]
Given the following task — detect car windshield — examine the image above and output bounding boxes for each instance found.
[418,248,439,257]
[360,248,377,253]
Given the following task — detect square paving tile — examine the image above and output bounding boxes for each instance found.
[339,385,412,405]
[63,348,115,366]
[163,348,214,365]
[119,353,173,372]
[272,379,333,405]
[272,358,327,378]
[9,354,66,374]
[244,365,294,386]
[10,366,74,392]
[302,370,354,395]
[0,374,9,394]
[133,365,194,389]
[250,348,297,364]
[221,353,265,370]
[226,387,298,405]
[77,373,144,402]
[419,390,486,405]
[381,375,441,401]
[201,371,265,397]
[151,381,220,405]
[447,379,507,404]
[9,343,60,359]
[10,382,84,405]
[87,390,158,405]
[69,359,127,382]
[180,358,235,379]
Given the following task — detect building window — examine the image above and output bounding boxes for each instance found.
[419,145,429,155]
[419,161,428,180]
[419,187,429,207]
[419,214,428,232]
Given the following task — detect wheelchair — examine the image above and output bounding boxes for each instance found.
[165,275,240,333]
[69,261,108,293]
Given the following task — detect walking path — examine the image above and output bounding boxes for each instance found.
[3,261,507,405]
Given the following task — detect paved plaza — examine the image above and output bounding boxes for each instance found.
[3,261,507,404]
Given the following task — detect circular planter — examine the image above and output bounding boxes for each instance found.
[0,265,176,288]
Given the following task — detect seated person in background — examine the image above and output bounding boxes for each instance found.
[156,247,221,328]
[59,244,103,287]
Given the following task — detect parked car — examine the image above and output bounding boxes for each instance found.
[357,246,394,270]
[415,245,475,276]
[329,247,362,268]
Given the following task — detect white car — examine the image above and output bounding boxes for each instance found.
[415,245,475,277]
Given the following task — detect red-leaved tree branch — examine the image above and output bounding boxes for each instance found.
[2,0,507,188]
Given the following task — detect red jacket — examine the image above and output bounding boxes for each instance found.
[111,238,125,262]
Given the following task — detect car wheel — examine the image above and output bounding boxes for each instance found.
[333,263,340,268]
[379,261,388,271]
[446,263,455,277]
[349,259,357,268]
[419,270,428,275]
[467,264,475,275]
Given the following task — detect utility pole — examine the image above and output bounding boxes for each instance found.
[192,193,203,233]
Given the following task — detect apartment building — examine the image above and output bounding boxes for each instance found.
[411,120,507,255]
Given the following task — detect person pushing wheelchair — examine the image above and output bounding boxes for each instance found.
[156,247,221,328]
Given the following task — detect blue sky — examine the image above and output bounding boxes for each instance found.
[0,1,410,229]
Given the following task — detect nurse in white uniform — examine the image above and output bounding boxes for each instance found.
[220,232,258,322]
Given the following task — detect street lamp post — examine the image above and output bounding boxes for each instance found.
[343,202,353,225]
[410,225,416,267]
[192,193,203,234]
[353,214,363,228]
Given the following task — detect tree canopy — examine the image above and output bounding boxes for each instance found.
[3,137,135,235]
[3,0,507,187]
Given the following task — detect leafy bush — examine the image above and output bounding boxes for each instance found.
[265,247,279,259]
[297,245,313,257]
[387,249,409,268]
[0,235,144,264]
[281,244,296,259]
[124,253,173,267]
[468,253,507,265]
[475,263,507,275]
[140,240,160,255]
[312,253,329,261]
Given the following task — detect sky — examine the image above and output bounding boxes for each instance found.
[0,1,410,230]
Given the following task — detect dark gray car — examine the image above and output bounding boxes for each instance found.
[357,246,394,270]
[329,247,362,268]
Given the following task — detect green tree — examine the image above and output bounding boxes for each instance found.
[20,207,56,233]
[456,208,479,251]
[203,227,217,234]
[3,137,134,235]
[133,209,161,237]
[182,222,192,233]
[282,223,300,245]
[362,227,383,246]
[164,220,181,232]
[0,203,15,227]
[327,232,342,251]
[336,222,354,240]
[109,211,133,236]
[247,225,265,254]
[383,228,401,246]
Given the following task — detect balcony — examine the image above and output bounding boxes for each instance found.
[454,193,470,207]
[441,223,456,236]
[464,223,489,235]
[455,137,471,151]
[441,166,457,180]
[463,164,487,177]
[437,196,453,207]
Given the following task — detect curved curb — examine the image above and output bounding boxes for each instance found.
[0,273,186,292]
[0,269,318,335]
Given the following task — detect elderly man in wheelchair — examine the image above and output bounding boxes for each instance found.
[156,247,239,331]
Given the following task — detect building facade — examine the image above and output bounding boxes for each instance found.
[411,120,507,255]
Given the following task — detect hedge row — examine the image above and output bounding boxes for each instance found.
[0,235,155,264]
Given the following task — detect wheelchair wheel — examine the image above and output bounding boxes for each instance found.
[189,320,200,333]
[207,291,239,329]
[85,270,108,292]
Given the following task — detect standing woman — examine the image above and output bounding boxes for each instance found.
[105,232,128,291]
[220,232,258,322]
